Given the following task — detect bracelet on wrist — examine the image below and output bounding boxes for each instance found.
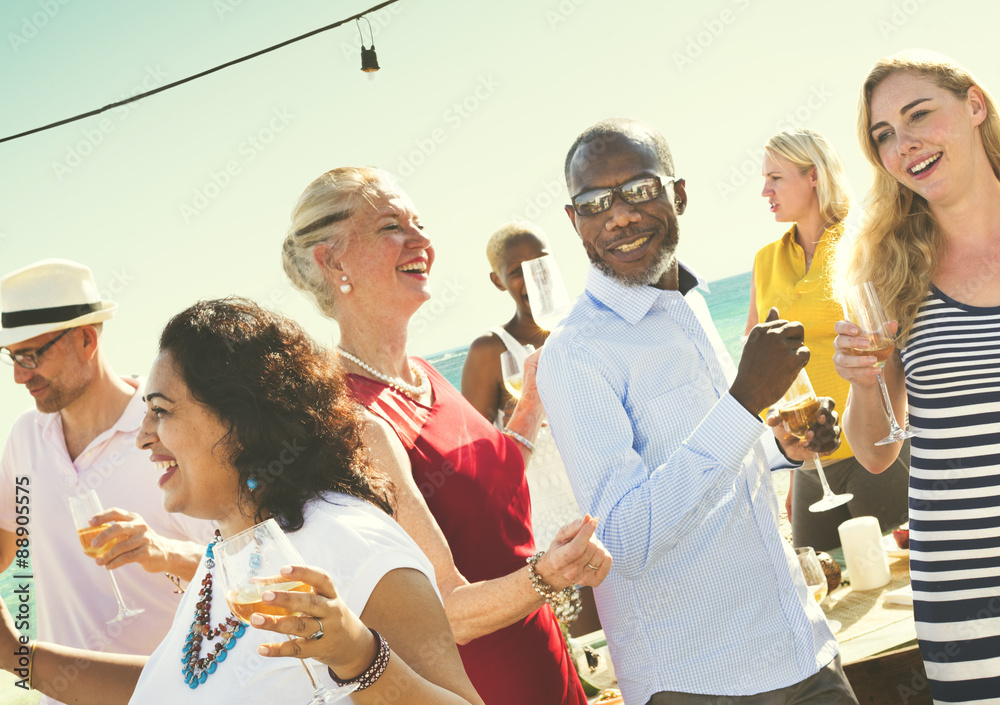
[526,551,582,625]
[328,627,389,691]
[503,427,536,453]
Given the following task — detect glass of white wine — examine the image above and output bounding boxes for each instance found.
[777,368,853,513]
[842,281,918,446]
[523,255,572,332]
[215,519,356,704]
[68,489,144,624]
[500,351,523,401]
[795,546,828,604]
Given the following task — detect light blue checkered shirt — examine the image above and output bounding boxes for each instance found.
[537,264,838,704]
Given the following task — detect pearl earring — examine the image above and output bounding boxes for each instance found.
[340,275,352,294]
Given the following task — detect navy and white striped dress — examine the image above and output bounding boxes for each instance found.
[902,287,1000,703]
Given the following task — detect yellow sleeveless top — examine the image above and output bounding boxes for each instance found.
[753,222,853,462]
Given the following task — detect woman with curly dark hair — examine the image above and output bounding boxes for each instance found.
[0,298,484,705]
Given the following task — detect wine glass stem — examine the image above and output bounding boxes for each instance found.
[287,637,321,691]
[105,569,130,612]
[875,371,904,434]
[812,454,835,498]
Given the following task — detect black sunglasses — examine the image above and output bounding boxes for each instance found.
[570,175,677,216]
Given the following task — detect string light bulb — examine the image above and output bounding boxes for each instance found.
[357,16,380,73]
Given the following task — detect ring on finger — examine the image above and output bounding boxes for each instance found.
[305,617,324,640]
[586,562,600,570]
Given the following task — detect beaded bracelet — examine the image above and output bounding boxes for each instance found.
[526,551,583,625]
[502,428,536,453]
[328,627,390,691]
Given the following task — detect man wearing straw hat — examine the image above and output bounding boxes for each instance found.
[0,259,209,704]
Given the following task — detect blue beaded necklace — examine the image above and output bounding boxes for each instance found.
[182,530,246,689]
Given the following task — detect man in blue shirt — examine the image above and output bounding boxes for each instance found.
[537,119,858,704]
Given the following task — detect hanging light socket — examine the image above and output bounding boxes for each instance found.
[357,16,380,73]
[361,45,380,72]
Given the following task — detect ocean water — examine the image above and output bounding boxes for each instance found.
[426,270,754,386]
[0,271,753,636]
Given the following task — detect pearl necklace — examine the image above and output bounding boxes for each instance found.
[336,347,430,399]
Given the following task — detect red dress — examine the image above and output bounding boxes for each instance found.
[347,359,586,705]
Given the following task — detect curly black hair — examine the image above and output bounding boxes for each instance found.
[158,297,394,531]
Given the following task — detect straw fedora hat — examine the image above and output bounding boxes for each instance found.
[0,259,117,348]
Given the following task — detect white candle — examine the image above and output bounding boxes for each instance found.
[838,516,891,591]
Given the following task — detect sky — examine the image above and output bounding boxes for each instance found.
[1,0,997,438]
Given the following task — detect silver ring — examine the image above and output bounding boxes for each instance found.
[587,562,600,570]
[305,617,324,640]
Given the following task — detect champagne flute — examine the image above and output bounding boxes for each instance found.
[795,546,828,604]
[842,281,918,446]
[523,255,572,332]
[777,368,853,512]
[215,519,356,704]
[68,490,144,624]
[500,351,524,401]
[500,343,533,403]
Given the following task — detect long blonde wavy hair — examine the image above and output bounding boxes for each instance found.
[281,167,395,319]
[766,128,850,227]
[836,50,1000,344]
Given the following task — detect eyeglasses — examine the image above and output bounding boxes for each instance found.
[570,175,676,216]
[0,328,73,369]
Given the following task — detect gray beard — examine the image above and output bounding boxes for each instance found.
[588,241,675,287]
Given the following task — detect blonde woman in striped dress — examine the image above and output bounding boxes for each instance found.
[834,50,1000,704]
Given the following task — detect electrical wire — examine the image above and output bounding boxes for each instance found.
[0,0,402,145]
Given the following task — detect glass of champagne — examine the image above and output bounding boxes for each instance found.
[777,368,853,512]
[68,489,144,624]
[842,281,918,446]
[523,255,572,332]
[795,546,829,604]
[500,351,523,401]
[215,519,356,704]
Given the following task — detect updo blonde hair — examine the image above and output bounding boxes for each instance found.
[281,167,395,319]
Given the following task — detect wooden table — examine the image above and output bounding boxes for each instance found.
[825,550,916,664]
[581,549,932,704]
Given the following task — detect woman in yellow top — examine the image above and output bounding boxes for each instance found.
[746,128,908,551]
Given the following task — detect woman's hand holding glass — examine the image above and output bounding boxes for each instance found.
[832,319,895,388]
[252,564,378,680]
